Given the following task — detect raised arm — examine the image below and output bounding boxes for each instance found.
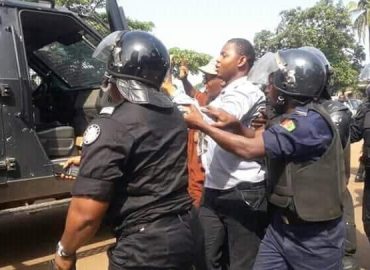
[179,65,198,98]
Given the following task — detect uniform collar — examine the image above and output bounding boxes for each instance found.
[293,106,308,116]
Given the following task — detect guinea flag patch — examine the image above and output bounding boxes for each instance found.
[280,118,296,132]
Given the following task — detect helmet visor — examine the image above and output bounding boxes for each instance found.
[248,52,280,86]
[92,31,124,62]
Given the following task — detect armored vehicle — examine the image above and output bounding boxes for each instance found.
[0,0,126,214]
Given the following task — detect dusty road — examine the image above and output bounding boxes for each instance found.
[347,141,370,270]
[0,141,369,270]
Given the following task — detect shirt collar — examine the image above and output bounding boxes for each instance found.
[223,76,248,91]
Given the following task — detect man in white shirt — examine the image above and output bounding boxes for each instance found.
[199,38,267,270]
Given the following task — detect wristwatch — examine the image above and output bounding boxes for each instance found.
[56,241,76,258]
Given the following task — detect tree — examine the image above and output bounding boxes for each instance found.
[127,18,155,32]
[55,0,210,73]
[348,0,370,56]
[254,0,365,91]
[169,48,212,75]
[55,0,155,32]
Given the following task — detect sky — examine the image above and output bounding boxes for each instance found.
[118,0,354,57]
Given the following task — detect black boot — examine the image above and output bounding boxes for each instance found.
[355,163,365,183]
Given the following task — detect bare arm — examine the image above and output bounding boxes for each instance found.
[202,106,265,139]
[184,105,265,159]
[198,120,265,159]
[179,65,198,98]
[60,197,108,251]
[54,197,109,269]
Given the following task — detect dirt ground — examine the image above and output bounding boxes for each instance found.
[347,141,370,270]
[0,141,369,270]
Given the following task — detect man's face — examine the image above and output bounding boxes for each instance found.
[216,42,244,83]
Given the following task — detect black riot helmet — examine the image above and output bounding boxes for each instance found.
[301,46,333,99]
[93,30,170,89]
[271,48,327,101]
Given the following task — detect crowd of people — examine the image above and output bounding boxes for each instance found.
[52,29,370,270]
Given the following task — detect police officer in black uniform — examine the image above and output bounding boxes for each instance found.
[351,85,370,245]
[183,48,346,269]
[54,30,195,270]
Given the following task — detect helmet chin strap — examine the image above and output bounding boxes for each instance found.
[276,95,286,106]
[273,94,287,114]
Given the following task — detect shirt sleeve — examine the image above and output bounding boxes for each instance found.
[218,86,264,120]
[72,117,134,201]
[263,112,333,161]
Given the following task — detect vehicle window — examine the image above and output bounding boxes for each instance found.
[34,38,105,89]
[21,9,110,90]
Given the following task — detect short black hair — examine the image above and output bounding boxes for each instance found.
[227,38,255,67]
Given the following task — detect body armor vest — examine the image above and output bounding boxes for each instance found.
[320,99,351,182]
[267,103,346,222]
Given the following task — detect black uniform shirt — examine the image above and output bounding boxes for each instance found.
[351,100,370,143]
[72,101,192,233]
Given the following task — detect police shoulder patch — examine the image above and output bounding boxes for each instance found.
[83,124,101,145]
[280,118,296,132]
[100,106,115,115]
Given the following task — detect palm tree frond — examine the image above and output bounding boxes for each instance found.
[350,8,366,23]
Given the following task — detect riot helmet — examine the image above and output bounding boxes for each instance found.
[248,48,327,114]
[301,46,333,99]
[271,48,327,100]
[301,47,331,69]
[93,30,170,89]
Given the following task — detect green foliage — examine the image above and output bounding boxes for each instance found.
[55,0,155,32]
[169,47,212,75]
[253,0,365,92]
[254,30,279,57]
[55,0,94,7]
[127,17,155,32]
[55,0,206,75]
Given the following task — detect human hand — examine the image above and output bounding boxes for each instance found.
[53,254,76,270]
[251,110,267,130]
[202,106,239,130]
[178,65,189,80]
[181,105,205,129]
[60,156,81,180]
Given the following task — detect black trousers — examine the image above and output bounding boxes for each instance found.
[363,169,370,242]
[199,182,268,270]
[343,187,358,254]
[108,209,199,270]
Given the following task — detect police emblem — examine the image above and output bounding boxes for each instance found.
[280,118,296,132]
[83,124,101,145]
